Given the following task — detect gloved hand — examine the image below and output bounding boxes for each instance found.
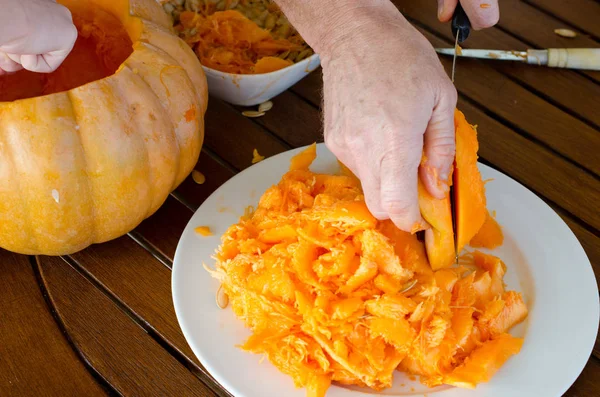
[437,0,500,30]
[0,0,77,75]
[318,3,457,232]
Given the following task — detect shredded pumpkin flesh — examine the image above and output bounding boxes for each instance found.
[175,9,305,74]
[207,143,527,396]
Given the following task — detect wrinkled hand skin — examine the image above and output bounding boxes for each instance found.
[316,3,457,232]
[437,0,500,30]
[0,0,77,75]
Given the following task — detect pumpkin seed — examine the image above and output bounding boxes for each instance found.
[554,28,577,38]
[258,100,273,112]
[277,50,290,59]
[163,2,175,14]
[258,9,269,22]
[286,51,298,61]
[216,284,229,309]
[264,13,276,30]
[216,0,226,11]
[175,0,185,5]
[276,23,291,38]
[399,279,418,294]
[252,18,264,28]
[295,48,312,62]
[192,170,206,184]
[242,110,266,118]
[185,0,200,12]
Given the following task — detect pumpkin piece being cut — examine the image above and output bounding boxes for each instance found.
[418,179,456,271]
[454,109,487,253]
[444,333,524,388]
[470,210,504,249]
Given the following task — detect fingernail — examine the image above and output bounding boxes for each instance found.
[437,0,445,19]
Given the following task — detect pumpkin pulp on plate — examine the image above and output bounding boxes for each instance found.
[207,124,527,397]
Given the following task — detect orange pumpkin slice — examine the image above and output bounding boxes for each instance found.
[418,179,455,270]
[454,109,487,253]
[470,210,504,249]
[445,333,524,388]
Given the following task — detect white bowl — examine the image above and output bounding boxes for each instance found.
[202,54,321,106]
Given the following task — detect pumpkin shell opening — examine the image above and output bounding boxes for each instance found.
[0,2,135,102]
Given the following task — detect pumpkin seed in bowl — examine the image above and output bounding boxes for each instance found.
[162,0,314,74]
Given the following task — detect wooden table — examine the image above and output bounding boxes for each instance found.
[2,1,599,396]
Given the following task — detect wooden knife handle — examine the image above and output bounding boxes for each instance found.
[528,48,600,71]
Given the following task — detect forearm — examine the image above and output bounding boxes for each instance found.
[274,0,411,57]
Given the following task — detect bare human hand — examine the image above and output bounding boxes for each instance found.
[317,3,457,232]
[274,0,455,231]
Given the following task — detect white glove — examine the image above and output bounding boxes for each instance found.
[0,0,77,74]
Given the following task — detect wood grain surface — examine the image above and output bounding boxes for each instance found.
[0,0,598,396]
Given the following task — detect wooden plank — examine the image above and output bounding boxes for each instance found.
[69,238,200,365]
[494,0,600,86]
[418,26,600,176]
[251,90,323,148]
[0,250,108,396]
[395,0,600,135]
[499,0,600,59]
[37,255,220,397]
[564,357,600,397]
[455,97,600,232]
[134,196,192,260]
[174,150,236,210]
[395,0,600,84]
[291,70,322,109]
[204,97,288,171]
[526,0,600,40]
[135,153,235,259]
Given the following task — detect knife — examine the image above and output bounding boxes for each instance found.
[450,3,471,82]
[436,47,600,71]
[449,5,470,263]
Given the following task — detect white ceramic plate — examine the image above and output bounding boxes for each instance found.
[173,144,599,397]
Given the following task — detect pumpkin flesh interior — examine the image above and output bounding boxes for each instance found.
[0,1,134,102]
[208,144,527,396]
[454,109,487,253]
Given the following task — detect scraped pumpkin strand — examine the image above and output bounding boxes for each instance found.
[207,143,527,396]
[174,9,302,74]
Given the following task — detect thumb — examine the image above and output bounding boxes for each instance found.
[419,86,457,199]
[461,0,500,30]
[437,0,459,22]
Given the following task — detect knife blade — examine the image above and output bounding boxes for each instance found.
[449,5,470,264]
[435,47,600,71]
[450,3,471,82]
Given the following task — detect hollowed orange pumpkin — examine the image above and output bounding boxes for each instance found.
[0,0,208,255]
